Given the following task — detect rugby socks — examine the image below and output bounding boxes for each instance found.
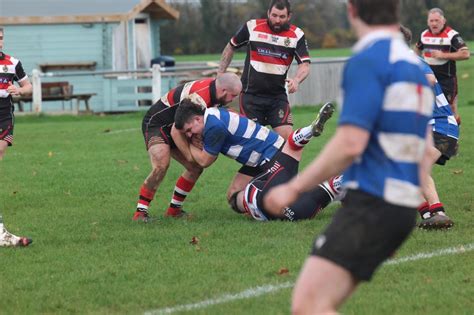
[417,201,431,219]
[429,202,446,216]
[417,201,446,219]
[166,176,195,216]
[288,127,312,150]
[136,185,156,212]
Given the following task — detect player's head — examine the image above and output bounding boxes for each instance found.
[267,0,291,33]
[215,72,242,105]
[0,27,4,51]
[427,8,446,35]
[400,24,412,45]
[175,97,206,138]
[347,0,399,27]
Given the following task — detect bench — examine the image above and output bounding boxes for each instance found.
[14,81,96,113]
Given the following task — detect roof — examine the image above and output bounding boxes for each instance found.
[0,0,179,25]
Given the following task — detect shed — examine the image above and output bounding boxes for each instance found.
[0,0,179,112]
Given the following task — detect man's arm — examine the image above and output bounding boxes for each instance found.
[171,124,193,163]
[430,48,470,61]
[286,62,310,94]
[218,43,236,74]
[264,125,369,211]
[7,79,32,97]
[189,145,218,168]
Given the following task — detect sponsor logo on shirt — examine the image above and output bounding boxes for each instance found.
[257,48,289,59]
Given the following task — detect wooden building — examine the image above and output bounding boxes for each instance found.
[0,0,179,112]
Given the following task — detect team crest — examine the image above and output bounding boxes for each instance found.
[278,109,284,119]
[2,65,8,73]
[284,37,291,47]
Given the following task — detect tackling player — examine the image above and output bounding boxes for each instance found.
[133,73,242,222]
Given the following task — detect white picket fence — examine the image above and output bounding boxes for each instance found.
[28,57,348,113]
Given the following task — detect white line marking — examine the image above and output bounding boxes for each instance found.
[101,128,140,135]
[144,243,474,315]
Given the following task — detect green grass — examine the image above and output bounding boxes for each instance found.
[1,44,474,314]
[0,101,473,314]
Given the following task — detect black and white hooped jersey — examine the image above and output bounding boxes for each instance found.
[230,19,310,97]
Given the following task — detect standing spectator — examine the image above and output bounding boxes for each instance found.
[264,0,434,313]
[415,7,470,124]
[218,0,310,140]
[133,74,241,222]
[0,26,32,247]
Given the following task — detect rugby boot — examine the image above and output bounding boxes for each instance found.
[0,226,33,247]
[311,102,335,137]
[133,208,151,223]
[418,212,454,230]
[165,207,188,218]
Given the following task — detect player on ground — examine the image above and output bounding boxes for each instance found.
[173,98,338,220]
[0,26,33,247]
[133,73,242,222]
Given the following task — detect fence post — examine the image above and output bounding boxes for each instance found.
[32,69,42,113]
[152,64,161,103]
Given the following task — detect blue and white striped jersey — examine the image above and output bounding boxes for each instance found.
[419,58,459,139]
[203,108,284,167]
[339,31,434,208]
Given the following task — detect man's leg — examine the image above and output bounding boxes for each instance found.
[418,144,454,229]
[0,140,8,160]
[133,142,171,222]
[287,102,335,151]
[292,256,357,314]
[165,149,203,217]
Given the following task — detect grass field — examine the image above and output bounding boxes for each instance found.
[1,48,474,314]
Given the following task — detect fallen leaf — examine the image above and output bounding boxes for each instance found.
[277,268,289,275]
[190,236,199,245]
[48,151,53,157]
[103,128,111,133]
[133,165,140,171]
[452,169,463,175]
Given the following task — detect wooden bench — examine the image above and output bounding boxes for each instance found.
[14,81,96,113]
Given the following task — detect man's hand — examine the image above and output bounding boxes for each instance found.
[6,82,21,96]
[286,78,299,94]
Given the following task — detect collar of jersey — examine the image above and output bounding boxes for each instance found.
[352,30,402,53]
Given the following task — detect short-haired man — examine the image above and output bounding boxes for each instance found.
[264,0,434,312]
[218,0,310,140]
[174,98,338,221]
[0,26,33,247]
[401,25,459,229]
[133,73,242,222]
[415,8,470,124]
